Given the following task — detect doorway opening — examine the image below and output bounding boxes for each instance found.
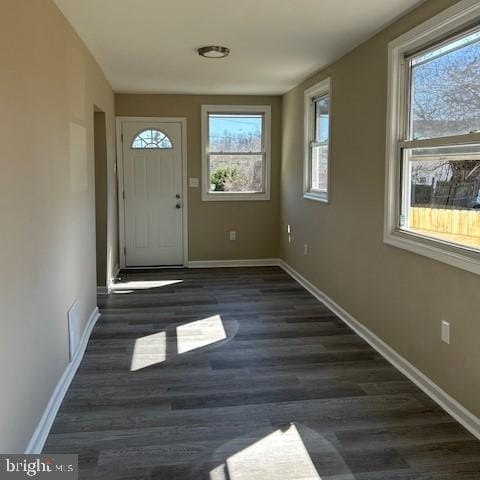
[93,106,108,290]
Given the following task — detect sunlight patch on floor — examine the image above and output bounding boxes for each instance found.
[112,279,183,293]
[210,424,321,480]
[130,331,166,371]
[176,315,227,354]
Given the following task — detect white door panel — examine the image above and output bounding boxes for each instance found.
[122,121,183,266]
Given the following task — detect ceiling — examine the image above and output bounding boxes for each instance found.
[55,0,424,95]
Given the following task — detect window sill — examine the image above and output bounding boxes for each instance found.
[304,191,328,203]
[202,191,270,202]
[384,228,480,276]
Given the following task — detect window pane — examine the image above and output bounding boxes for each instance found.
[410,29,480,139]
[209,154,263,193]
[311,145,328,192]
[314,96,329,143]
[402,144,480,249]
[132,129,172,149]
[209,114,262,152]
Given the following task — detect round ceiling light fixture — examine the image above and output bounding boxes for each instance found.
[197,45,230,59]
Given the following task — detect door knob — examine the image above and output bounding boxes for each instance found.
[175,203,181,209]
[175,194,181,199]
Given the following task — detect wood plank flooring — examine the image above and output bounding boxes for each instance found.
[43,267,480,479]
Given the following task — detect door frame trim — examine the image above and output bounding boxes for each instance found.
[116,116,188,269]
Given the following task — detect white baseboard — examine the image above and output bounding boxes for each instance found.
[278,259,480,440]
[120,259,280,270]
[25,306,101,453]
[187,258,281,268]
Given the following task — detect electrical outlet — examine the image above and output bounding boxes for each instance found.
[441,320,450,344]
[304,243,308,255]
[229,231,237,241]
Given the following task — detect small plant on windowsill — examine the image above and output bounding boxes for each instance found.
[210,165,241,192]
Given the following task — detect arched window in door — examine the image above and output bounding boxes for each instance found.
[131,129,173,149]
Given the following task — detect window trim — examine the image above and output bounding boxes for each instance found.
[201,104,271,202]
[303,78,331,203]
[385,0,480,275]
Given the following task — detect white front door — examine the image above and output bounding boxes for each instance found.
[121,120,184,266]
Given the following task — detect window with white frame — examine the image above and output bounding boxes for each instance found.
[385,0,480,275]
[304,78,331,202]
[201,105,271,201]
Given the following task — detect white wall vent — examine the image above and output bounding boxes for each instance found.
[67,300,81,361]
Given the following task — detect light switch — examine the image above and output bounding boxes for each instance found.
[189,177,199,188]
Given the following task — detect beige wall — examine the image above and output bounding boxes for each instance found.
[116,94,282,261]
[0,0,117,451]
[280,0,480,417]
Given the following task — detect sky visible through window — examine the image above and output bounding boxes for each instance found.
[315,96,329,143]
[209,114,262,152]
[411,27,480,139]
[412,29,480,66]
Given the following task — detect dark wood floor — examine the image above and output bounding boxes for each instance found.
[44,267,480,479]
